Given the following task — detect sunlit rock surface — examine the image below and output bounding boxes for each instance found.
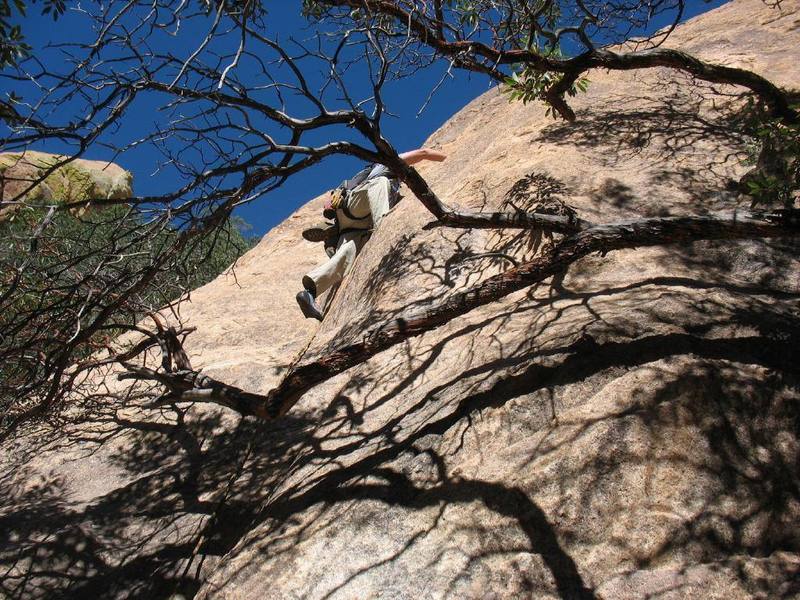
[2,1,799,598]
[0,151,132,218]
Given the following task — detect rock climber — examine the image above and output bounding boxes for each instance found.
[296,148,447,321]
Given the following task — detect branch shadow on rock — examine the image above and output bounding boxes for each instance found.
[4,159,800,598]
[4,274,799,597]
[537,75,755,212]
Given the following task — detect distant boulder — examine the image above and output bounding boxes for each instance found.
[0,151,132,220]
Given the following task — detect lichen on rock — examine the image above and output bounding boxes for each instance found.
[0,150,133,219]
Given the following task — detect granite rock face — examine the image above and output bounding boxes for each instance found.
[0,151,133,219]
[2,1,799,598]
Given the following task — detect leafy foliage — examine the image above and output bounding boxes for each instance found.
[0,0,65,68]
[0,203,256,423]
[743,108,800,206]
[502,63,590,118]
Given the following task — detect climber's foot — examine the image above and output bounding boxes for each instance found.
[296,290,323,321]
[302,222,337,243]
[302,276,317,297]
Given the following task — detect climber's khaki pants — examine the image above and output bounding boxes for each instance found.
[336,176,391,230]
[304,230,369,296]
[304,177,391,296]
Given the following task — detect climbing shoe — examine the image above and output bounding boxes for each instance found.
[302,222,337,243]
[296,290,323,321]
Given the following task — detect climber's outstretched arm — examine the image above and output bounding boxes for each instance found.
[398,148,447,165]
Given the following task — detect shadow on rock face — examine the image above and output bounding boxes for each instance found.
[4,3,800,597]
[537,75,751,212]
[0,408,316,599]
[5,119,800,597]
[538,75,747,162]
[6,267,799,599]
[204,280,799,598]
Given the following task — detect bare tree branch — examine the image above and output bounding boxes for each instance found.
[117,208,800,419]
[309,0,797,123]
[3,0,797,436]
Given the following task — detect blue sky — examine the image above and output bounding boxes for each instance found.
[7,0,728,237]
